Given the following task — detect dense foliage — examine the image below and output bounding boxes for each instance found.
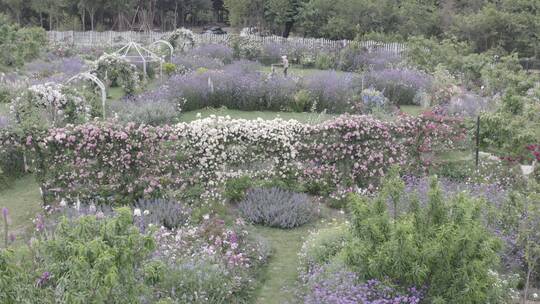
[0,208,155,303]
[0,15,46,67]
[2,0,540,57]
[344,170,507,303]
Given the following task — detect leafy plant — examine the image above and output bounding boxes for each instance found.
[239,187,316,228]
[0,208,156,303]
[224,175,253,202]
[344,170,505,303]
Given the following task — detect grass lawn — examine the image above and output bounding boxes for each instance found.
[0,175,42,233]
[180,107,338,124]
[107,87,125,101]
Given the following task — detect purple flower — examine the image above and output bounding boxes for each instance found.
[188,44,234,64]
[302,264,424,304]
[37,271,51,287]
[2,207,8,218]
[34,214,45,232]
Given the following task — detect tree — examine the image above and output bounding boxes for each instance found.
[264,0,302,37]
[224,0,264,27]
[2,0,24,24]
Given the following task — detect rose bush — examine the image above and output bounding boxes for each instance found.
[0,113,464,203]
[10,82,91,128]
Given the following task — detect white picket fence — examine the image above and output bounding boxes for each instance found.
[47,31,406,54]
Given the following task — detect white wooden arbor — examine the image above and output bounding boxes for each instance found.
[67,72,107,119]
[114,41,164,80]
[150,40,174,62]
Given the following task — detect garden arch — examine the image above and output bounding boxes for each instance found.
[150,40,174,62]
[67,72,107,119]
[115,41,164,80]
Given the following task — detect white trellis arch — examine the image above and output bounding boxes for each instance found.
[115,41,164,80]
[150,40,174,62]
[67,72,107,119]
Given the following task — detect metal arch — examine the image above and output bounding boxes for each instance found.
[67,72,108,119]
[150,40,174,62]
[114,41,165,80]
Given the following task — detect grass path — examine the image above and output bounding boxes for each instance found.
[252,209,345,304]
[0,175,41,232]
[253,225,310,304]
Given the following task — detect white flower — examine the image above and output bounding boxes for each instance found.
[533,293,538,299]
[88,204,97,214]
[203,214,210,220]
[143,210,150,215]
[59,199,67,207]
[133,208,142,217]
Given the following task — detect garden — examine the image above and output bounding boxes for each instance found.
[1,14,540,304]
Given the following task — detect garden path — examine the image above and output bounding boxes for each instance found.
[253,209,345,304]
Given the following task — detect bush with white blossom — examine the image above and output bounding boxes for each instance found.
[10,82,90,127]
[163,28,195,52]
[91,53,141,95]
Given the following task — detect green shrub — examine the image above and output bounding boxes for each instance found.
[224,175,253,202]
[299,224,350,271]
[314,53,336,70]
[290,89,313,112]
[0,147,25,180]
[163,63,177,75]
[344,170,503,303]
[156,257,237,303]
[0,208,156,303]
[0,19,46,67]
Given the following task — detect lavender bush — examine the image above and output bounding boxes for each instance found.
[337,49,403,72]
[239,187,316,228]
[172,54,225,70]
[188,44,234,64]
[303,71,361,112]
[25,56,86,80]
[112,98,180,126]
[365,68,432,105]
[300,263,423,304]
[134,198,191,229]
[167,61,298,111]
[445,92,492,117]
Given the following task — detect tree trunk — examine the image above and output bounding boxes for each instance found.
[90,12,95,31]
[39,12,43,28]
[174,2,178,29]
[282,21,294,38]
[81,9,86,31]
